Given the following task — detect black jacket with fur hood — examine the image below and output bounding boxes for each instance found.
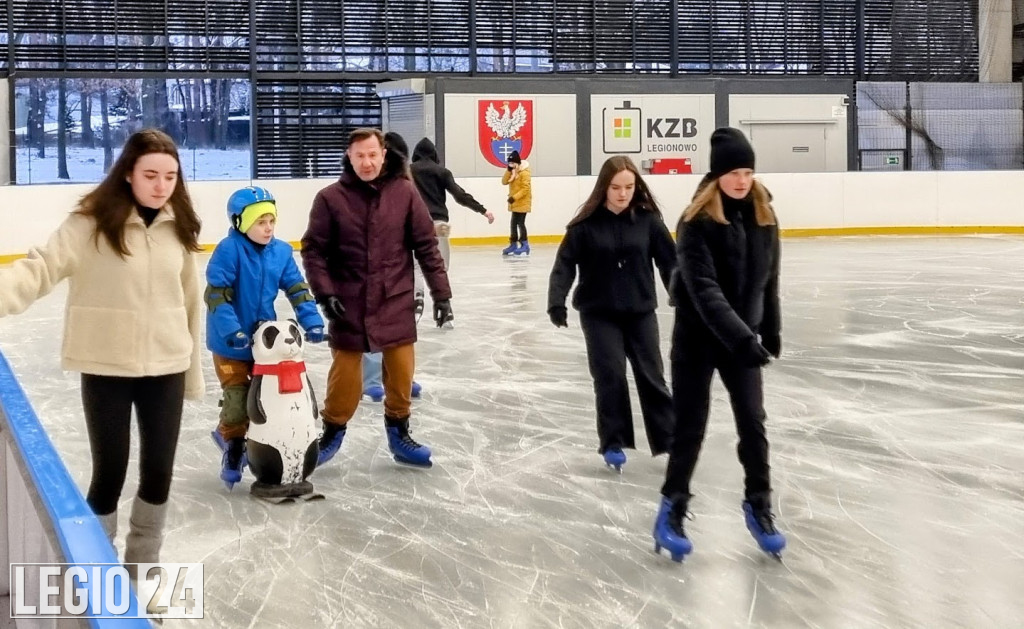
[410,138,488,222]
[670,178,780,356]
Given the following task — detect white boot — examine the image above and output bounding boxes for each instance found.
[124,498,167,579]
[124,498,169,619]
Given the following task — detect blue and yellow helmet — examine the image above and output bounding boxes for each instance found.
[227,186,276,233]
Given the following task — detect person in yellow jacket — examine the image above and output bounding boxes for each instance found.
[501,150,532,256]
[0,129,204,586]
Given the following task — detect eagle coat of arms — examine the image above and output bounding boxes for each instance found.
[478,99,534,168]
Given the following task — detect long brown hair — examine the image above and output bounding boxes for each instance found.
[75,128,201,257]
[568,156,662,228]
[682,175,776,226]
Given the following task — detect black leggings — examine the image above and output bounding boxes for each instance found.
[81,372,185,515]
[509,212,528,242]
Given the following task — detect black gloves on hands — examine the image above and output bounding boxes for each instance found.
[318,296,346,321]
[736,336,771,368]
[760,334,781,358]
[548,306,568,328]
[433,299,453,328]
[507,196,514,204]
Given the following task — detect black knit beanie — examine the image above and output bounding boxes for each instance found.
[507,150,522,164]
[709,127,755,179]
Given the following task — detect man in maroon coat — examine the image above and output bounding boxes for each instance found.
[301,127,452,469]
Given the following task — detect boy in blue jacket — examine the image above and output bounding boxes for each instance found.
[205,186,325,488]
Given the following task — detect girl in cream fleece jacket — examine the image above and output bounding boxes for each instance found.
[0,129,204,576]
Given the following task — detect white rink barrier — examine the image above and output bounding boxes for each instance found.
[2,170,1023,259]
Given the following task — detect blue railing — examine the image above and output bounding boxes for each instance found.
[0,350,148,627]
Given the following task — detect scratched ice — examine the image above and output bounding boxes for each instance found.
[1,237,1021,628]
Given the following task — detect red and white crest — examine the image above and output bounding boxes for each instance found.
[478,99,534,168]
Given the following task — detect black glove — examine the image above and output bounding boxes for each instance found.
[507,196,514,204]
[761,334,781,358]
[319,296,346,321]
[548,306,568,328]
[507,165,515,171]
[433,299,452,328]
[736,336,771,367]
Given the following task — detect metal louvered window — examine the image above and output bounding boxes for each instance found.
[384,94,426,147]
[1,0,982,180]
[253,80,381,179]
[10,0,250,71]
[0,1,980,76]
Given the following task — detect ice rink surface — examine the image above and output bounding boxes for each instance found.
[1,236,1021,629]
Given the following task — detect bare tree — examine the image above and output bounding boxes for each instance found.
[57,79,70,179]
[210,78,232,150]
[28,82,48,159]
[141,78,170,130]
[193,78,207,146]
[80,82,96,148]
[100,86,113,172]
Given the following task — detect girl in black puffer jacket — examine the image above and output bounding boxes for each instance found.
[653,127,786,562]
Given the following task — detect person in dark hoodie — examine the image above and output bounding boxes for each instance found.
[409,137,495,328]
[301,127,452,470]
[652,127,785,563]
[547,155,676,473]
[411,137,495,274]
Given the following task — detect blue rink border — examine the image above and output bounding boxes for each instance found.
[0,350,149,626]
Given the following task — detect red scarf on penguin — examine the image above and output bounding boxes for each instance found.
[252,361,306,394]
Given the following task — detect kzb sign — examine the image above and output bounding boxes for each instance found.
[646,117,698,139]
[593,94,713,173]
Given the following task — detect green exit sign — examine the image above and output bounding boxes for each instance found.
[886,156,901,165]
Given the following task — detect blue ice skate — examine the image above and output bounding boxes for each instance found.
[743,499,786,559]
[385,418,432,468]
[316,422,347,467]
[363,384,385,402]
[364,382,422,402]
[514,239,530,256]
[652,497,692,562]
[211,430,247,490]
[603,448,626,472]
[501,241,518,256]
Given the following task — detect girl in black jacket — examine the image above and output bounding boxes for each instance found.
[548,156,676,472]
[653,128,785,562]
